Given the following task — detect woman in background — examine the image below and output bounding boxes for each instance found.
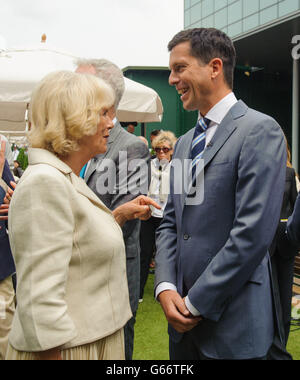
[139,131,177,301]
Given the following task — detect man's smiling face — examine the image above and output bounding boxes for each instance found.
[169,41,213,112]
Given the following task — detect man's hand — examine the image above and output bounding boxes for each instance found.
[158,290,202,333]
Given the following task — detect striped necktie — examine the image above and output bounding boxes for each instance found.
[191,117,211,181]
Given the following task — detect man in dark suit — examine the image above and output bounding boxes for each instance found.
[0,140,16,360]
[155,28,286,360]
[76,59,150,360]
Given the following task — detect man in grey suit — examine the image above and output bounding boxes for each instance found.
[155,28,287,360]
[76,59,150,360]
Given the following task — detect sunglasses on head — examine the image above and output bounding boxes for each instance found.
[155,147,171,154]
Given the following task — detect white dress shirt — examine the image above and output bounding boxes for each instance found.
[156,92,238,316]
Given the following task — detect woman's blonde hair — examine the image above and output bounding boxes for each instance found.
[28,70,115,156]
[152,131,177,150]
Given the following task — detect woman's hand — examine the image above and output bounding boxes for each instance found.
[0,204,9,221]
[4,181,17,204]
[128,195,161,220]
[0,182,17,220]
[113,195,161,227]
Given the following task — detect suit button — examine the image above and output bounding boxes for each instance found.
[183,234,190,240]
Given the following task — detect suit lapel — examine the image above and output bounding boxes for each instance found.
[84,157,99,182]
[186,100,248,198]
[202,100,247,169]
[202,118,237,169]
[84,120,122,182]
[70,172,111,213]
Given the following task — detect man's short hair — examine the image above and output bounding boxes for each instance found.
[76,58,125,109]
[168,28,236,89]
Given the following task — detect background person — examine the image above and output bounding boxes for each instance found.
[12,161,24,179]
[139,131,177,302]
[287,193,300,248]
[155,28,286,360]
[0,135,13,170]
[0,140,16,361]
[121,122,138,134]
[268,137,298,358]
[12,145,19,161]
[76,59,151,361]
[6,71,158,361]
[138,136,149,147]
[149,130,161,158]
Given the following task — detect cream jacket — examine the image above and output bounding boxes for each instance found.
[8,148,132,352]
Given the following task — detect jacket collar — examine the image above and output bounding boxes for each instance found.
[202,100,247,169]
[28,148,111,212]
[183,100,248,201]
[107,119,122,145]
[70,173,111,212]
[84,119,122,182]
[29,148,73,174]
[183,100,248,163]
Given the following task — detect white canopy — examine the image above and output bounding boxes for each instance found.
[0,45,163,140]
[118,78,163,123]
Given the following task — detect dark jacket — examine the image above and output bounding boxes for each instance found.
[270,167,298,258]
[0,160,15,281]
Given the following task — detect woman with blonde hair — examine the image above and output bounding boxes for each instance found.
[139,131,177,301]
[5,71,159,361]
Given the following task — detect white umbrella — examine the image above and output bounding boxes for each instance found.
[0,45,77,103]
[117,77,163,123]
[0,44,163,137]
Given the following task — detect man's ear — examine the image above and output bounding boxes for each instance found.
[210,58,223,80]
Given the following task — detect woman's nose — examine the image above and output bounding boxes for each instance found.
[107,119,114,129]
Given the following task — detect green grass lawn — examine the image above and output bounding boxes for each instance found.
[287,318,300,360]
[133,274,169,360]
[133,274,300,360]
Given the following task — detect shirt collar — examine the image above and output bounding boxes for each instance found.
[203,92,238,125]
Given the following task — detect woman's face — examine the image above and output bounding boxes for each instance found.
[155,142,173,162]
[81,106,114,156]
